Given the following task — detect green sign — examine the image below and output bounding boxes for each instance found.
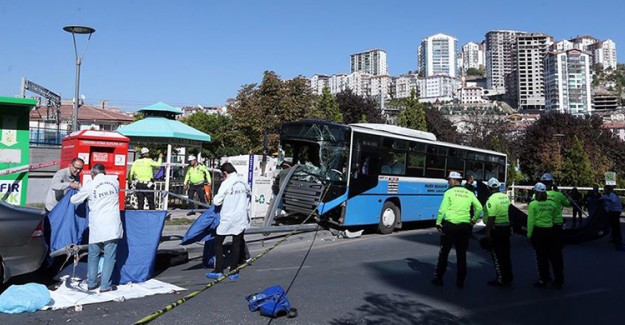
[0,97,36,206]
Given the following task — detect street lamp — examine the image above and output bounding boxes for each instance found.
[63,25,95,132]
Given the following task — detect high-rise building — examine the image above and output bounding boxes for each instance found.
[544,49,593,115]
[418,33,458,78]
[515,33,553,110]
[350,49,388,76]
[485,30,525,92]
[587,39,617,70]
[462,41,484,72]
[569,35,599,51]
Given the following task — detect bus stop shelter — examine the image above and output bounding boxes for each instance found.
[117,102,211,210]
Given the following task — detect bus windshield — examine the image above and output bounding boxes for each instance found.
[279,122,350,183]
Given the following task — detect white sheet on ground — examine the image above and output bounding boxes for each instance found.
[42,263,185,310]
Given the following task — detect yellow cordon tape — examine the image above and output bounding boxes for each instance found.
[133,186,329,324]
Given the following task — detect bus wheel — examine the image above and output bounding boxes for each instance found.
[378,201,399,234]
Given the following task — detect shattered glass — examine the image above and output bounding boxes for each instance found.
[280,122,350,184]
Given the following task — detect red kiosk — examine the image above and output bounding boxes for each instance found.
[61,130,130,209]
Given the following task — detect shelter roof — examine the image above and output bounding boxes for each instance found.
[117,116,211,146]
[138,102,183,115]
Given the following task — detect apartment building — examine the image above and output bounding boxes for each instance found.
[544,49,593,115]
[309,74,330,95]
[350,49,388,76]
[485,30,525,92]
[392,74,419,99]
[418,75,457,102]
[462,41,485,72]
[587,39,618,70]
[418,33,458,78]
[515,33,553,110]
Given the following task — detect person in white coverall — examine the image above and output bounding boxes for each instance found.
[206,162,251,281]
[70,164,123,292]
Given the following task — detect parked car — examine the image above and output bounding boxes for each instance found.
[0,201,47,283]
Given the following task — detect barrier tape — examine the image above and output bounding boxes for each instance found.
[133,181,329,324]
[0,160,59,177]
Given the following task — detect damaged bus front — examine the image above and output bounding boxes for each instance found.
[269,120,351,226]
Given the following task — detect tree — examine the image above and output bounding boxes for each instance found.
[398,89,427,131]
[181,112,247,159]
[560,136,595,187]
[519,112,625,185]
[466,67,484,76]
[229,71,316,154]
[336,89,382,124]
[423,106,460,143]
[312,86,342,123]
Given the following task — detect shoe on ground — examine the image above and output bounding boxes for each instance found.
[533,280,548,288]
[186,211,196,216]
[99,286,117,293]
[87,286,98,291]
[456,280,464,288]
[552,282,563,289]
[206,272,224,280]
[431,277,443,286]
[228,273,239,281]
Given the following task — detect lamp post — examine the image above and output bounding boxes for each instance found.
[63,25,95,132]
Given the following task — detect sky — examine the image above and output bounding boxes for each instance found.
[1,0,624,112]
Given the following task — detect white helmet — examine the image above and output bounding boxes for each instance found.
[188,155,197,161]
[487,178,501,188]
[140,147,149,155]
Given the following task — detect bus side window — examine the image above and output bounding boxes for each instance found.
[407,153,425,177]
[425,155,445,178]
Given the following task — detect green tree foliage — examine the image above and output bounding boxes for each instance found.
[423,105,460,143]
[132,112,144,121]
[398,89,427,131]
[312,86,342,123]
[466,67,485,77]
[229,71,315,153]
[519,112,625,185]
[181,112,247,158]
[560,136,595,187]
[336,89,382,124]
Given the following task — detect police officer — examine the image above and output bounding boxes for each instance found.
[527,182,562,288]
[432,171,483,288]
[129,147,163,210]
[184,155,212,216]
[484,178,513,287]
[540,173,569,286]
[601,185,624,250]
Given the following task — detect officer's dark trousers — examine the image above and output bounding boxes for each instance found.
[435,222,472,282]
[608,211,623,247]
[491,225,513,284]
[214,232,246,274]
[532,226,563,283]
[136,182,155,210]
[187,184,206,210]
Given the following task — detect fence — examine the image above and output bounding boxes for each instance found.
[29,126,69,146]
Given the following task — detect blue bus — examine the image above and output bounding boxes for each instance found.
[273,120,507,234]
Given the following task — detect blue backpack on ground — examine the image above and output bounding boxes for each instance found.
[246,285,297,318]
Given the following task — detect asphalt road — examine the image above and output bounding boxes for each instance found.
[1,221,624,325]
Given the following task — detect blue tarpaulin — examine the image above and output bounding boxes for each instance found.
[181,206,220,268]
[48,192,166,284]
[114,210,167,284]
[48,189,89,252]
[181,205,220,245]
